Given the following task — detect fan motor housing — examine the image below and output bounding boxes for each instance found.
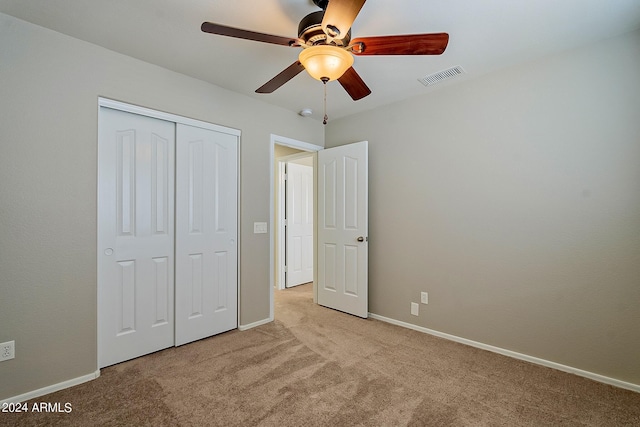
[298,11,351,46]
[312,0,329,9]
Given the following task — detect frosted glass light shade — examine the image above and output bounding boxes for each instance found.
[298,45,354,81]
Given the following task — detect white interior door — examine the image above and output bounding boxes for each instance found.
[286,161,314,287]
[175,124,238,346]
[317,141,368,318]
[98,107,175,368]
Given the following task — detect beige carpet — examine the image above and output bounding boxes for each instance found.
[2,284,639,426]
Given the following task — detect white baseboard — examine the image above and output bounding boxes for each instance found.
[369,313,640,394]
[4,316,636,403]
[0,370,100,404]
[239,317,273,331]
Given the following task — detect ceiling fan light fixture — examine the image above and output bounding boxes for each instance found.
[298,45,354,82]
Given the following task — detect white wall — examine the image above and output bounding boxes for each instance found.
[0,12,323,400]
[326,29,640,385]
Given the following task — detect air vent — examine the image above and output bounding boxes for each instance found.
[418,66,465,87]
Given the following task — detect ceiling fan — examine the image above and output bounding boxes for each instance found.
[201,0,449,103]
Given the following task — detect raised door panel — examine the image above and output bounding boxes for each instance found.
[116,260,136,335]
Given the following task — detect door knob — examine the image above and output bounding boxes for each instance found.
[357,236,365,242]
[104,248,114,256]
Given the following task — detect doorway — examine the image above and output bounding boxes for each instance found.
[269,135,322,320]
[269,136,369,321]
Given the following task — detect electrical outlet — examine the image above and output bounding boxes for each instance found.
[0,341,15,362]
[411,302,419,316]
[421,292,429,304]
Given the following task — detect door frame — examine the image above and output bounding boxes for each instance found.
[97,97,241,366]
[269,135,322,320]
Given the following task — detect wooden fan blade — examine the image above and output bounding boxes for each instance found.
[338,67,371,101]
[256,61,306,94]
[201,22,297,46]
[322,0,367,40]
[351,33,449,55]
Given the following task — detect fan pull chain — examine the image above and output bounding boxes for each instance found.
[322,77,329,125]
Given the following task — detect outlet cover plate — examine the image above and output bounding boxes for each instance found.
[411,302,419,316]
[421,292,429,304]
[0,341,15,361]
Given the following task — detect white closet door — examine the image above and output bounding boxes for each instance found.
[98,107,175,368]
[175,124,238,346]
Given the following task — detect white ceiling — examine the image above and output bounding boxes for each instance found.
[2,0,640,121]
